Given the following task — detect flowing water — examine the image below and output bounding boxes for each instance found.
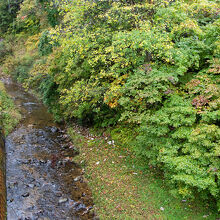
[2,78,96,220]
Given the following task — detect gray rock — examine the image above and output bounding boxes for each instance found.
[74,176,81,182]
[58,198,68,204]
[51,126,59,133]
[22,192,30,197]
[28,184,35,188]
[73,202,86,211]
[55,192,62,197]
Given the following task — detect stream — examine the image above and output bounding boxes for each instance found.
[2,78,96,220]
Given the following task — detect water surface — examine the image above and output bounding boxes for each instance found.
[2,78,95,220]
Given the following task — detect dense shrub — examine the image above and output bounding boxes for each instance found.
[38,31,53,56]
[37,0,59,27]
[0,40,10,63]
[0,0,23,33]
[3,51,36,83]
[15,0,59,35]
[46,0,219,209]
[136,95,220,201]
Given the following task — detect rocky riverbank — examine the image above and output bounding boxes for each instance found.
[3,77,97,219]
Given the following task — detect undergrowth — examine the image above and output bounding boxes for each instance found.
[0,81,21,135]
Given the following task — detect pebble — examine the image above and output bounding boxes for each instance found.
[55,192,62,197]
[82,192,86,197]
[74,176,81,182]
[22,192,30,197]
[51,126,59,133]
[58,198,68,204]
[28,184,35,188]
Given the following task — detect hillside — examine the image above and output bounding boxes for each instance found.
[0,0,219,218]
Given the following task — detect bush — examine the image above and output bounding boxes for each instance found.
[49,0,220,209]
[15,0,59,35]
[38,30,53,56]
[0,40,10,63]
[37,0,59,27]
[135,95,219,203]
[2,36,39,83]
[0,0,23,33]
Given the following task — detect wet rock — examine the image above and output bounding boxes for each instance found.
[22,192,30,197]
[58,198,68,204]
[35,182,41,187]
[73,202,86,211]
[57,160,64,168]
[74,176,81,182]
[55,191,62,197]
[88,206,93,211]
[39,159,48,165]
[62,134,69,139]
[27,183,35,188]
[50,126,59,133]
[82,192,86,197]
[29,177,36,183]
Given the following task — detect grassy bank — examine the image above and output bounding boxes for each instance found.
[0,80,21,135]
[68,125,219,220]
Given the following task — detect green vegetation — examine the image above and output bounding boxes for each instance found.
[0,0,23,33]
[69,125,219,219]
[0,0,219,216]
[0,81,21,135]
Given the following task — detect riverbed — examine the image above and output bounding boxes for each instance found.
[2,77,96,220]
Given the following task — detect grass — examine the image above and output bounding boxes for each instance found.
[0,80,21,135]
[68,125,219,220]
